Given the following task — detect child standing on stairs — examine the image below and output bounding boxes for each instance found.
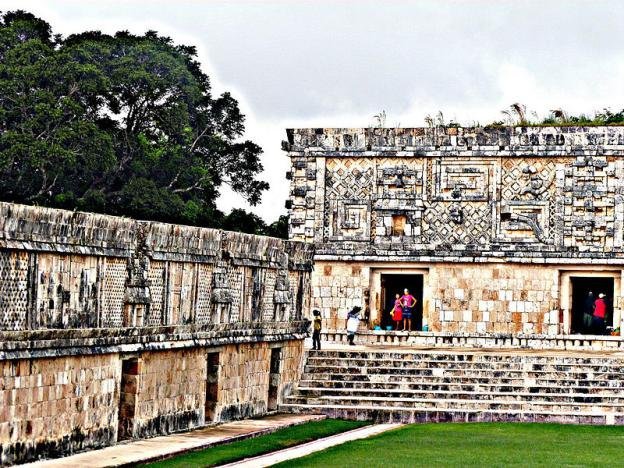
[345,306,362,346]
[312,309,322,350]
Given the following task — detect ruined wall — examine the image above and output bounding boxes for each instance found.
[215,340,304,421]
[0,202,313,465]
[311,260,561,334]
[289,126,624,333]
[131,349,206,439]
[286,126,624,259]
[0,354,119,464]
[0,203,313,331]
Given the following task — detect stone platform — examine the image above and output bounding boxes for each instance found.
[321,329,624,351]
[282,345,624,424]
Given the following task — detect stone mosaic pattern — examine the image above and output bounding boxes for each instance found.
[0,202,314,331]
[0,202,312,464]
[286,126,624,259]
[288,126,624,334]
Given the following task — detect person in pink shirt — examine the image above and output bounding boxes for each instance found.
[401,288,417,331]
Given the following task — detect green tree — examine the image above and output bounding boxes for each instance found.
[265,214,289,239]
[222,208,267,235]
[0,11,268,228]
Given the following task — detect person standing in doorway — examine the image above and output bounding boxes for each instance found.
[401,288,417,331]
[312,309,322,350]
[390,293,403,330]
[593,293,607,335]
[345,306,362,346]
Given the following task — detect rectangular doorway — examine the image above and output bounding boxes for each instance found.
[380,274,424,331]
[205,352,220,422]
[118,358,139,441]
[267,347,281,412]
[570,276,614,334]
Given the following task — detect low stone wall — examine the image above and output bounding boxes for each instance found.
[0,202,313,465]
[322,329,624,351]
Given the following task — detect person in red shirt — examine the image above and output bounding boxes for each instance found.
[593,293,607,335]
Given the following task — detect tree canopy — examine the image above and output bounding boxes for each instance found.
[0,10,282,234]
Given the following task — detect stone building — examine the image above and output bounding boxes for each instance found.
[0,202,313,465]
[285,126,624,337]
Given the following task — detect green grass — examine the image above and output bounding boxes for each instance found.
[276,422,624,467]
[142,418,369,468]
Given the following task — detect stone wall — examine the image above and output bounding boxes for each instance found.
[311,260,623,336]
[428,263,558,334]
[0,202,313,465]
[215,340,304,421]
[0,354,119,464]
[285,126,624,260]
[131,349,206,439]
[0,202,314,331]
[289,126,624,334]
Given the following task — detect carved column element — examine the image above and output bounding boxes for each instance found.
[273,268,292,321]
[124,224,151,327]
[210,265,233,324]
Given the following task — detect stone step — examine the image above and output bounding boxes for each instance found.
[291,386,624,403]
[298,379,624,394]
[305,356,624,372]
[303,365,624,380]
[301,372,623,387]
[306,351,624,365]
[290,397,624,413]
[285,349,624,424]
[279,403,624,425]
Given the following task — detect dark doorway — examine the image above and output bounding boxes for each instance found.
[267,347,281,411]
[571,276,614,334]
[380,274,424,331]
[118,358,139,440]
[205,352,220,422]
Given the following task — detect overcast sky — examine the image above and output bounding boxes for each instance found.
[5,0,624,221]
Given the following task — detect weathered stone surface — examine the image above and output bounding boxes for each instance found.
[0,201,314,331]
[283,349,624,424]
[286,126,624,334]
[0,202,312,465]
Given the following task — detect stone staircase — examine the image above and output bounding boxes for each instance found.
[281,349,624,424]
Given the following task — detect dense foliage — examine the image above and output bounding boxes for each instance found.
[0,11,286,236]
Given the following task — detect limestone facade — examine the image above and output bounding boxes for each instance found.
[285,126,624,334]
[0,202,312,465]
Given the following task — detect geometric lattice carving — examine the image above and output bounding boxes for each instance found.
[325,158,374,200]
[324,158,374,241]
[562,156,620,250]
[423,202,491,246]
[0,251,29,330]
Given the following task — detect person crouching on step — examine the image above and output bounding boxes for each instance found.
[345,306,362,346]
[312,309,322,350]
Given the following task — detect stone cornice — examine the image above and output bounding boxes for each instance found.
[0,321,310,359]
[285,126,624,156]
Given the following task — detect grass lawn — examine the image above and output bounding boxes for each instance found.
[142,418,369,468]
[276,422,624,467]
